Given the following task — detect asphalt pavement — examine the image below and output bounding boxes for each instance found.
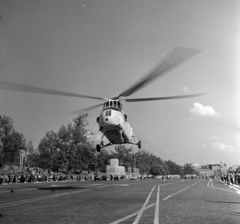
[0,178,240,224]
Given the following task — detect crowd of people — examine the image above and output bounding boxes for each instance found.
[1,165,240,185]
[221,173,240,186]
[0,165,105,185]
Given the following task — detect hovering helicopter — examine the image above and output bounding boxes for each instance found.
[0,47,206,152]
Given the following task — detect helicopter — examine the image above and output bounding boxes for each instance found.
[0,47,206,152]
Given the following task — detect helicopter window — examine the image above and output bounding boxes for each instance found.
[105,110,111,116]
[117,101,121,109]
[110,101,113,107]
[106,102,109,107]
[114,101,117,107]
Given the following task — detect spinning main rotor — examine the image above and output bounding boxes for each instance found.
[0,47,207,113]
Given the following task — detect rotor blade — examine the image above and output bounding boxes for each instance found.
[0,81,104,100]
[67,103,103,114]
[124,93,208,102]
[118,47,201,97]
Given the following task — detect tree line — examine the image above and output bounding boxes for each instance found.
[0,114,198,176]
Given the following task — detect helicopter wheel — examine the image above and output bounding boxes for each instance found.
[137,141,142,149]
[96,144,101,152]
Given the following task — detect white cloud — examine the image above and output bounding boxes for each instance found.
[211,142,234,151]
[189,102,219,116]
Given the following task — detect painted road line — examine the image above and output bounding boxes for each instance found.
[109,203,155,224]
[154,186,160,224]
[0,185,109,209]
[0,188,93,208]
[163,186,189,201]
[229,185,240,195]
[132,186,156,224]
[162,180,202,201]
[210,186,240,194]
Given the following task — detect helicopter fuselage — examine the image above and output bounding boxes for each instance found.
[96,100,135,145]
[98,108,133,144]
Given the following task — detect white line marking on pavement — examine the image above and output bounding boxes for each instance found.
[0,188,93,208]
[154,186,160,224]
[162,180,202,201]
[229,185,240,195]
[109,203,155,224]
[162,186,189,201]
[133,186,156,224]
[210,186,240,194]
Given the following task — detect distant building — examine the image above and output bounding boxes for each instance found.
[191,164,200,170]
[199,166,213,177]
[199,163,228,176]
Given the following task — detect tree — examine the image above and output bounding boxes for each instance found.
[95,149,111,172]
[2,130,26,165]
[37,114,96,172]
[165,160,183,176]
[111,145,134,169]
[38,130,60,170]
[0,116,26,166]
[183,163,198,175]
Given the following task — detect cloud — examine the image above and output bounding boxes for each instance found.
[189,103,219,116]
[211,142,234,151]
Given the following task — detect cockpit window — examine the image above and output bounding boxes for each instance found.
[103,100,122,111]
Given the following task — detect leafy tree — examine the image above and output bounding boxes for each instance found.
[0,115,14,137]
[150,157,170,175]
[0,116,26,166]
[111,145,134,169]
[95,148,111,172]
[165,160,183,176]
[183,163,198,175]
[37,114,97,172]
[2,130,26,165]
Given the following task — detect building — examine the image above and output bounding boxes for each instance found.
[191,164,200,171]
[199,165,213,177]
[198,163,228,177]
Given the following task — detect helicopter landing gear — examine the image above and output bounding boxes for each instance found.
[137,140,142,149]
[96,142,112,152]
[96,144,101,152]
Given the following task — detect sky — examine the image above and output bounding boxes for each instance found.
[0,0,239,167]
